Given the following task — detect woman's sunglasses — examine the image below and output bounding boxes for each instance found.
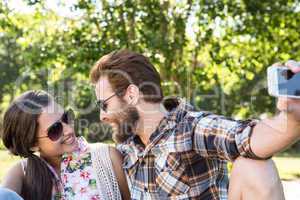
[37,109,75,141]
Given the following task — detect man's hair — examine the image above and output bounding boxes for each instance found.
[90,50,163,103]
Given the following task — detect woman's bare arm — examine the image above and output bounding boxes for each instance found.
[109,147,131,200]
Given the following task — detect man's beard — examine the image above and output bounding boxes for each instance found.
[110,105,140,144]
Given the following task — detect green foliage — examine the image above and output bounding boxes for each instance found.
[0,0,300,148]
[0,141,5,150]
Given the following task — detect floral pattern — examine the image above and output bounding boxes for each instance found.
[48,137,101,200]
[60,137,101,200]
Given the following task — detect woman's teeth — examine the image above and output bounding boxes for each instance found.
[64,136,75,145]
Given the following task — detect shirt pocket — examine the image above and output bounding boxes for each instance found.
[156,153,190,195]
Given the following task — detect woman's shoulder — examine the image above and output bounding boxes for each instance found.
[88,142,110,148]
[90,143,122,160]
[107,146,123,163]
[90,143,128,200]
[8,160,26,176]
[88,142,112,150]
[1,160,25,195]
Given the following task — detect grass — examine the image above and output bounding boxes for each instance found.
[0,150,299,184]
[273,152,300,180]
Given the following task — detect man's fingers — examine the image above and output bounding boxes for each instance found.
[272,62,284,67]
[285,60,300,73]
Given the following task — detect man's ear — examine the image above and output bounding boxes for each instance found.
[124,84,140,105]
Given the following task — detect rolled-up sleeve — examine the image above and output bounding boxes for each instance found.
[192,113,262,161]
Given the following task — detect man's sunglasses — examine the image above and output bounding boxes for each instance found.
[96,90,123,112]
[37,109,75,141]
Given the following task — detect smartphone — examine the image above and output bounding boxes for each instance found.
[267,66,300,99]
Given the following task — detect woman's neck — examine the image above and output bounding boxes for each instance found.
[42,155,61,174]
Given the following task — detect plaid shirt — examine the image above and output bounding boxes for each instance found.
[117,98,259,200]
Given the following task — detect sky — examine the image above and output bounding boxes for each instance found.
[5,0,215,41]
[6,0,80,18]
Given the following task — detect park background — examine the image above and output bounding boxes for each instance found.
[0,0,299,199]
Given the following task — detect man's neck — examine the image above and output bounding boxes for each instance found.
[136,102,166,146]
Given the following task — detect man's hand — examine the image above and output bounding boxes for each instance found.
[250,60,300,158]
[277,60,300,122]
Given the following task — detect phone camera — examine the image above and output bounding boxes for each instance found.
[281,70,294,80]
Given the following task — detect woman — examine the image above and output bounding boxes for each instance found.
[1,90,130,200]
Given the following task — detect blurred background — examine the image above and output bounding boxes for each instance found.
[0,0,299,198]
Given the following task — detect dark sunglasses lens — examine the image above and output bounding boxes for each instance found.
[96,100,106,112]
[102,103,107,112]
[48,122,63,141]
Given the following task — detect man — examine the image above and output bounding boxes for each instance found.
[90,50,298,199]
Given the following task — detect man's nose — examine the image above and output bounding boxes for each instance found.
[99,111,109,122]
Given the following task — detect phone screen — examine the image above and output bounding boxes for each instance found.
[278,68,300,96]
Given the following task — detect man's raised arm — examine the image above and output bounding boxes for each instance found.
[250,60,300,158]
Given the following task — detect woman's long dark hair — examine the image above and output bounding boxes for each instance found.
[2,90,54,200]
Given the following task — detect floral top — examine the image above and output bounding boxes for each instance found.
[60,137,101,200]
[43,137,100,200]
[22,137,120,200]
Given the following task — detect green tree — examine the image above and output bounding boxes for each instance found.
[1,0,300,148]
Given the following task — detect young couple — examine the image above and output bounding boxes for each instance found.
[1,50,300,200]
